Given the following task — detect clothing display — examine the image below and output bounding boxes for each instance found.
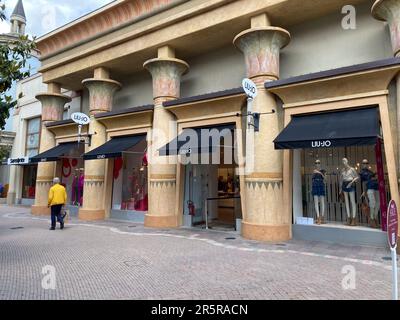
[301,146,386,228]
[311,170,326,196]
[341,167,358,192]
[71,173,84,206]
[360,168,379,191]
[341,181,356,193]
[115,152,148,212]
[341,167,358,183]
[359,165,380,226]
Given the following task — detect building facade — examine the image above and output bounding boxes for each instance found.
[0,0,39,200]
[26,0,400,245]
[7,73,81,206]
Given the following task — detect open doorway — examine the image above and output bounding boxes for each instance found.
[183,164,241,231]
[181,124,242,231]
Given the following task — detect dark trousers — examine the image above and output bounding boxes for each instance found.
[51,204,64,228]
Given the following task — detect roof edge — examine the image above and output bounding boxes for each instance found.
[265,57,400,89]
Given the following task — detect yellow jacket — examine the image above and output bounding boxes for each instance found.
[48,183,67,206]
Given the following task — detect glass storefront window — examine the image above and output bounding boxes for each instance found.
[60,143,85,206]
[298,144,389,228]
[22,165,37,199]
[112,138,148,213]
[21,117,41,199]
[26,117,40,157]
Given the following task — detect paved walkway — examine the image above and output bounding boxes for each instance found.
[0,205,396,300]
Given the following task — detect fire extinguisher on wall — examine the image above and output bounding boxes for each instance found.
[187,200,195,216]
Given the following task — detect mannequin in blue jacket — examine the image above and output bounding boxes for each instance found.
[312,159,326,225]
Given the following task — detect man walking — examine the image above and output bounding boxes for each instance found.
[48,177,67,230]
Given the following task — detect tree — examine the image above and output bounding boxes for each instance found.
[0,3,36,130]
[0,144,11,160]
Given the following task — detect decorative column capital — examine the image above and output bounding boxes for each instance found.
[233,26,290,82]
[82,78,122,115]
[372,0,400,57]
[35,93,71,122]
[143,57,189,101]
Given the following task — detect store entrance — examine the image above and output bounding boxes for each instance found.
[183,163,241,231]
[159,122,242,231]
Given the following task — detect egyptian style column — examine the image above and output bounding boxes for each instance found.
[31,83,71,215]
[143,46,189,228]
[233,13,291,241]
[6,107,22,205]
[79,67,121,221]
[372,0,400,179]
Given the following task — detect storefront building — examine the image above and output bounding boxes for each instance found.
[28,0,400,246]
[7,73,82,206]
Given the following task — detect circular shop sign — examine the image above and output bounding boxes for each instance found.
[71,112,90,125]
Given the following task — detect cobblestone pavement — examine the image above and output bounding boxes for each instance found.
[0,205,397,300]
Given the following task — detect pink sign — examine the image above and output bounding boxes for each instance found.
[387,200,398,249]
[375,139,388,231]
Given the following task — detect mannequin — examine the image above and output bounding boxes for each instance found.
[312,159,326,225]
[359,159,380,228]
[340,158,359,226]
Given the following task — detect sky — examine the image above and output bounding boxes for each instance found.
[0,0,114,131]
[0,0,115,38]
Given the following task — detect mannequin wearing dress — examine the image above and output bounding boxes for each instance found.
[312,159,326,225]
[359,159,380,228]
[340,158,359,226]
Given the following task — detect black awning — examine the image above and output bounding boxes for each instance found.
[159,124,235,156]
[274,107,380,149]
[30,142,79,163]
[83,135,146,160]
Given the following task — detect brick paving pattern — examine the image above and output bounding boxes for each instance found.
[0,205,396,300]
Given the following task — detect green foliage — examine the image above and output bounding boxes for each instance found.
[0,144,11,160]
[0,4,36,130]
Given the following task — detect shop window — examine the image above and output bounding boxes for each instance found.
[22,117,40,199]
[22,165,37,199]
[26,117,40,157]
[111,139,148,213]
[297,144,389,229]
[60,144,85,207]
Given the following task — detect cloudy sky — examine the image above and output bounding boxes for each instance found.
[0,0,114,37]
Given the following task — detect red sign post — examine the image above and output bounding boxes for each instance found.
[387,200,398,300]
[388,201,398,249]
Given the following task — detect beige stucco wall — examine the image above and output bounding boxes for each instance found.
[7,74,81,204]
[110,45,245,111]
[281,2,393,78]
[107,2,394,112]
[181,46,245,96]
[113,71,153,110]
